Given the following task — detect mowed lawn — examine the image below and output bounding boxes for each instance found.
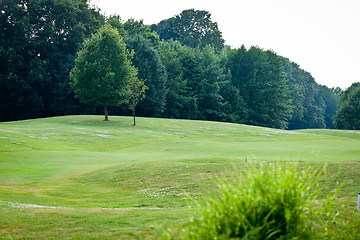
[1,116,360,239]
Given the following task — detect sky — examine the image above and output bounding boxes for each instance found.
[89,0,360,89]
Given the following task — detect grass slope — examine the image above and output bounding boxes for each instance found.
[1,116,360,239]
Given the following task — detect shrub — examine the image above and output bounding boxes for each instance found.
[162,162,334,239]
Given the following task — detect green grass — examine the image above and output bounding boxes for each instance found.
[1,115,360,239]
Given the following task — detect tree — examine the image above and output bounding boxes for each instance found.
[125,69,147,125]
[151,9,225,51]
[70,25,136,121]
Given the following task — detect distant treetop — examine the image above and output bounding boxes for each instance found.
[151,9,225,51]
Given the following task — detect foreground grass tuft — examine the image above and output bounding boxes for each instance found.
[162,163,337,239]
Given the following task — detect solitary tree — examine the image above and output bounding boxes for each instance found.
[70,25,136,121]
[125,69,148,125]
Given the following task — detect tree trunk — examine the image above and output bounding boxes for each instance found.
[104,106,109,121]
[133,107,136,126]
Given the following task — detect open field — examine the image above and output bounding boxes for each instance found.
[1,115,360,239]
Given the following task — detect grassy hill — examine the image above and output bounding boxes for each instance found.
[1,116,360,239]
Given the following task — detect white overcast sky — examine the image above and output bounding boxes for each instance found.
[89,0,360,89]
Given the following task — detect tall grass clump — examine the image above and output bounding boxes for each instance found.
[162,162,335,239]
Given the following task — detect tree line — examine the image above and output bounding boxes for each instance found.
[1,0,357,129]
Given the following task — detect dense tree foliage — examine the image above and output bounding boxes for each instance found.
[282,60,326,129]
[227,46,292,128]
[159,40,199,119]
[0,0,104,121]
[318,85,340,129]
[334,82,360,129]
[1,4,344,129]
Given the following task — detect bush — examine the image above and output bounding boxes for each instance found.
[162,162,335,239]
